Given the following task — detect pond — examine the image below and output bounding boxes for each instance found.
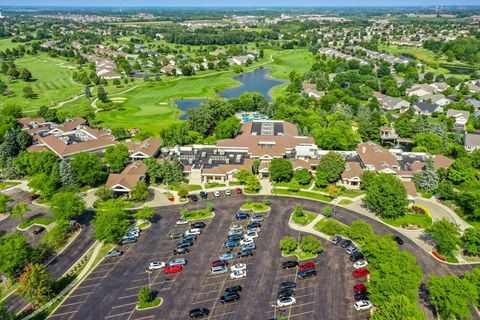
[442,65,475,75]
[174,67,286,120]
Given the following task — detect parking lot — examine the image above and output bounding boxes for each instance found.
[49,196,369,320]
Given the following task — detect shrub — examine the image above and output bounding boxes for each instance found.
[314,218,348,236]
[300,236,323,254]
[280,236,298,254]
[138,287,151,303]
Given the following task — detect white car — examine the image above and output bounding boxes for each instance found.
[214,190,221,197]
[240,239,254,246]
[185,228,201,236]
[353,259,368,269]
[277,296,296,307]
[230,263,247,272]
[148,261,166,270]
[354,300,373,311]
[225,189,232,196]
[230,270,247,279]
[176,219,189,225]
[243,231,258,241]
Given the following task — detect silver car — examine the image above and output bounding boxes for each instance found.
[169,258,187,266]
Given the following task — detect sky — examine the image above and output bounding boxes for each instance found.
[3,0,480,6]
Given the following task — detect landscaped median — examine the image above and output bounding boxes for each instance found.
[272,188,332,202]
[180,203,214,221]
[240,201,270,213]
[17,216,55,230]
[279,235,323,261]
[290,204,316,226]
[136,286,163,310]
[380,204,433,230]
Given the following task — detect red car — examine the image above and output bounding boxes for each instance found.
[235,188,243,195]
[212,260,228,267]
[164,264,183,274]
[352,268,369,278]
[353,284,366,293]
[298,262,315,271]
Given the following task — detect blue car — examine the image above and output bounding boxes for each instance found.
[199,191,208,200]
[235,212,250,220]
[219,253,234,261]
[224,239,240,249]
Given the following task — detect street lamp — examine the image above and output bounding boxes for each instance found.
[145,270,152,290]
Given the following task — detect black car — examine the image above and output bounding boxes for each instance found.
[277,288,295,298]
[199,191,208,199]
[182,234,197,242]
[173,247,191,255]
[220,292,240,303]
[279,281,296,290]
[224,285,242,294]
[340,239,352,248]
[297,268,317,279]
[120,238,136,246]
[227,235,243,241]
[189,307,209,318]
[237,249,254,258]
[394,235,404,245]
[176,240,194,248]
[191,221,207,229]
[32,226,46,235]
[282,260,298,269]
[354,292,369,301]
[188,194,199,202]
[349,252,364,262]
[247,222,261,229]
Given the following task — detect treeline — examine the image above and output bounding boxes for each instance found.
[163,28,279,45]
[424,36,480,64]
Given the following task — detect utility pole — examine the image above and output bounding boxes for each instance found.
[145,270,152,290]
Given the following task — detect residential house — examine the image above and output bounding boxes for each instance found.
[302,84,325,99]
[381,95,410,111]
[356,142,400,174]
[106,161,147,194]
[446,109,470,131]
[465,133,480,152]
[126,137,162,160]
[430,82,449,92]
[407,84,435,97]
[340,161,363,189]
[420,94,451,107]
[410,102,444,116]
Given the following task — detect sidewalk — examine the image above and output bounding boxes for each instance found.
[416,198,471,231]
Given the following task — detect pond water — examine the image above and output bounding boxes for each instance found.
[174,67,286,120]
[442,65,474,75]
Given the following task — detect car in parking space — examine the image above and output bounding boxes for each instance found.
[244,231,258,240]
[340,239,352,248]
[176,240,194,248]
[164,264,183,274]
[173,247,191,255]
[214,190,221,197]
[331,235,342,245]
[211,265,228,276]
[33,226,46,235]
[191,221,207,229]
[277,296,296,307]
[279,281,296,290]
[247,226,261,233]
[120,238,136,245]
[122,233,138,240]
[220,292,240,304]
[353,284,366,293]
[182,234,197,242]
[228,229,243,237]
[185,228,201,236]
[225,189,232,196]
[219,253,234,261]
[240,242,255,251]
[169,258,187,266]
[247,221,261,229]
[297,268,317,279]
[239,238,254,246]
[354,291,369,301]
[298,262,315,271]
[282,260,299,269]
[225,239,240,249]
[169,229,184,239]
[189,307,209,318]
[346,245,358,255]
[128,226,140,233]
[105,249,122,258]
[230,223,243,230]
[352,268,369,278]
[227,234,243,242]
[251,215,264,223]
[237,249,254,258]
[188,194,198,202]
[225,285,242,294]
[235,188,243,195]
[199,191,208,200]
[277,288,295,299]
[394,235,404,245]
[230,270,247,279]
[176,219,189,225]
[354,300,373,311]
[353,259,368,269]
[350,252,364,262]
[235,212,250,220]
[230,263,246,272]
[148,261,166,270]
[212,260,228,267]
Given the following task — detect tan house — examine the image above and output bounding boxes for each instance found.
[106,161,147,193]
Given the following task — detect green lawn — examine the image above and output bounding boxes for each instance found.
[267,49,315,80]
[181,208,214,221]
[314,218,349,236]
[168,182,202,192]
[136,298,162,310]
[0,39,26,51]
[291,210,317,226]
[272,188,332,202]
[205,182,226,189]
[0,181,20,190]
[241,202,270,212]
[18,216,55,229]
[381,214,432,229]
[282,250,317,261]
[1,53,82,110]
[338,199,353,205]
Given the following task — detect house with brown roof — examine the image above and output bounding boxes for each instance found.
[356,142,400,174]
[340,162,364,189]
[106,161,147,193]
[126,137,162,160]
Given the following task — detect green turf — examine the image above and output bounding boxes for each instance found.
[381,214,432,229]
[18,216,55,229]
[0,39,26,51]
[272,188,332,202]
[267,49,315,80]
[240,202,270,212]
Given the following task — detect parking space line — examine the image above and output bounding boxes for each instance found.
[118,294,138,300]
[112,302,137,309]
[68,291,94,298]
[208,311,236,319]
[289,301,315,309]
[85,275,108,281]
[132,316,154,320]
[56,300,86,308]
[76,283,100,290]
[105,311,132,319]
[289,310,314,318]
[48,310,78,318]
[193,297,218,304]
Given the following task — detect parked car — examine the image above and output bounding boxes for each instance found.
[227,234,243,241]
[214,190,221,197]
[105,249,122,258]
[173,247,191,255]
[189,307,209,318]
[33,226,46,235]
[122,234,137,241]
[120,238,136,245]
[148,261,166,270]
[235,212,250,220]
[230,270,247,279]
[182,234,197,242]
[176,219,189,225]
[228,229,243,237]
[191,221,207,229]
[282,260,299,269]
[176,240,193,248]
[237,249,254,258]
[298,262,315,271]
[350,252,364,262]
[297,268,317,279]
[331,235,342,245]
[224,285,242,294]
[235,188,243,195]
[188,194,198,202]
[277,288,295,299]
[341,239,352,248]
[128,226,140,234]
[225,189,232,196]
[186,228,201,236]
[394,235,404,245]
[279,281,296,290]
[230,223,243,230]
[353,284,366,293]
[247,226,261,233]
[354,300,373,311]
[352,268,369,278]
[354,292,369,301]
[277,296,296,307]
[211,265,228,276]
[169,229,184,239]
[244,231,258,240]
[220,292,240,304]
[353,259,368,269]
[199,191,208,199]
[230,263,246,272]
[346,245,358,255]
[212,260,228,267]
[169,258,187,266]
[239,239,254,246]
[225,239,240,249]
[164,264,183,274]
[247,222,261,229]
[240,242,255,251]
[219,253,234,261]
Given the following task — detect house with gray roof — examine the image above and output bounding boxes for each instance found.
[410,102,444,116]
[465,133,480,152]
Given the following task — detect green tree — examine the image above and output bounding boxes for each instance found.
[28,172,60,199]
[138,286,151,303]
[412,132,445,154]
[95,185,114,202]
[316,151,345,183]
[347,220,375,242]
[299,236,323,254]
[462,227,480,256]
[288,179,301,192]
[413,158,439,193]
[97,85,107,102]
[178,188,188,199]
[11,203,28,224]
[18,68,32,81]
[133,206,155,221]
[215,116,241,139]
[130,180,150,202]
[0,194,12,214]
[23,86,35,98]
[18,263,52,308]
[71,152,107,186]
[245,175,261,193]
[84,86,92,98]
[269,158,293,183]
[42,220,71,249]
[0,233,32,278]
[426,219,461,257]
[363,173,408,219]
[93,199,129,244]
[447,157,476,185]
[279,236,298,254]
[59,160,77,187]
[50,192,85,221]
[315,170,329,188]
[293,169,311,186]
[104,144,129,173]
[370,295,425,320]
[236,168,253,184]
